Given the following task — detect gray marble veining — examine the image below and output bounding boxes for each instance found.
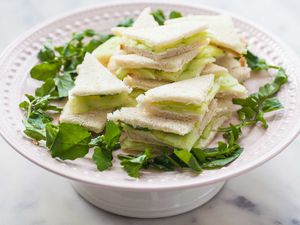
[0,0,300,224]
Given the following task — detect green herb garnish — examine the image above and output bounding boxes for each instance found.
[118,149,152,178]
[117,18,134,27]
[169,11,183,19]
[118,51,287,178]
[45,123,92,160]
[19,94,61,141]
[90,121,121,171]
[221,52,288,139]
[151,10,183,25]
[31,29,113,98]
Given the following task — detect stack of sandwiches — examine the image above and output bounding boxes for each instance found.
[60,53,132,133]
[60,8,251,151]
[108,75,235,151]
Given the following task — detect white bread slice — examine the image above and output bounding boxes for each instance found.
[165,15,246,54]
[109,48,200,72]
[112,21,207,47]
[133,7,159,28]
[107,107,196,136]
[193,98,233,148]
[216,55,250,82]
[70,53,131,96]
[59,101,110,133]
[202,63,228,75]
[215,97,235,113]
[123,76,169,91]
[197,99,219,135]
[92,8,157,66]
[137,74,215,105]
[201,64,248,98]
[195,114,231,148]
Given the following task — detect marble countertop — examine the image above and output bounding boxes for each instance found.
[1,0,300,224]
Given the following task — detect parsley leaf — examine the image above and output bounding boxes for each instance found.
[45,123,92,160]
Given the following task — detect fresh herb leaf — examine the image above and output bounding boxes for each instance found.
[83,29,97,37]
[232,67,288,128]
[37,43,55,62]
[19,94,61,113]
[46,123,91,160]
[92,147,113,171]
[89,135,105,148]
[89,121,121,172]
[202,149,242,169]
[244,50,269,71]
[151,9,166,25]
[174,149,202,172]
[19,101,29,111]
[45,123,58,148]
[261,97,283,112]
[35,78,56,97]
[219,123,243,144]
[191,148,206,163]
[169,11,182,19]
[19,94,61,141]
[23,109,53,141]
[103,121,121,149]
[30,61,61,81]
[55,73,75,97]
[117,18,134,27]
[148,152,180,171]
[89,121,121,149]
[119,149,152,178]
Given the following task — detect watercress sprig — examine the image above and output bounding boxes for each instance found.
[31,29,113,98]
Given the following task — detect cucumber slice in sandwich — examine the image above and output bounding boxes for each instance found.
[136,74,219,120]
[67,53,131,114]
[112,21,209,60]
[202,63,248,98]
[165,15,247,54]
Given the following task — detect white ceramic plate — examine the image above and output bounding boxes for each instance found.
[1,1,300,192]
